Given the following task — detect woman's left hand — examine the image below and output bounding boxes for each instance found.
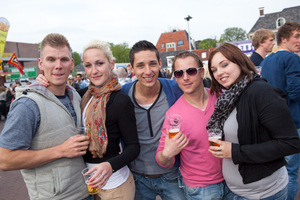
[87,162,113,189]
[208,139,232,158]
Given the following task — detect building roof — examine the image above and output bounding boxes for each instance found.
[156,30,195,52]
[249,6,300,33]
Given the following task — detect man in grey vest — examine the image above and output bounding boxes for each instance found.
[0,33,90,200]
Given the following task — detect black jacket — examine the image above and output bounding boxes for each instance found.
[232,77,300,184]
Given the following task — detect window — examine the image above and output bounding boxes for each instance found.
[276,17,286,29]
[161,43,165,48]
[167,56,174,67]
[201,52,206,59]
[177,40,184,46]
[166,42,176,51]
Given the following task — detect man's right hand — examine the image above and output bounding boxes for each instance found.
[59,135,89,158]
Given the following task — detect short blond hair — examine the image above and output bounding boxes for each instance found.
[82,40,114,63]
[252,29,275,50]
[40,33,72,58]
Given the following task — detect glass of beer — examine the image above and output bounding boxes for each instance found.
[168,114,182,138]
[81,168,100,195]
[77,127,86,135]
[207,129,222,147]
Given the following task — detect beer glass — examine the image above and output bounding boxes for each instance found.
[81,168,100,195]
[207,129,222,147]
[168,114,182,138]
[77,127,86,135]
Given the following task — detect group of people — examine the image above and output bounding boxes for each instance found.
[0,21,299,200]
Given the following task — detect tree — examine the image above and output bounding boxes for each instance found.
[220,27,247,42]
[109,42,130,63]
[197,38,218,49]
[72,51,81,66]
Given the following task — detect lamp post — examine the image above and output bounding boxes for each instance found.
[184,15,192,51]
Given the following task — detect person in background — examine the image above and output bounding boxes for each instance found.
[0,85,6,120]
[68,75,79,90]
[115,67,131,86]
[261,21,300,200]
[0,33,90,200]
[207,42,300,200]
[250,28,275,66]
[156,51,233,199]
[76,73,89,89]
[5,86,13,116]
[122,40,185,200]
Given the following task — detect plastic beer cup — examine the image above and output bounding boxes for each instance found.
[168,114,182,138]
[207,129,222,147]
[81,168,100,195]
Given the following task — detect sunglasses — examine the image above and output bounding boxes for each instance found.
[173,67,201,79]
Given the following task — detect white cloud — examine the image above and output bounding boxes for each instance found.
[2,0,299,52]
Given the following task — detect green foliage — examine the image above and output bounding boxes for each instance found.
[72,51,81,66]
[109,42,130,63]
[197,38,218,49]
[220,27,247,42]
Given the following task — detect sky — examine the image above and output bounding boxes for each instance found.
[2,0,300,53]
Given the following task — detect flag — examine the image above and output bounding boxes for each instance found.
[8,53,24,75]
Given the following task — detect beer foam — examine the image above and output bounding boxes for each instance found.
[169,128,180,133]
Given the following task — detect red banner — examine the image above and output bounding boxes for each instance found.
[8,53,24,75]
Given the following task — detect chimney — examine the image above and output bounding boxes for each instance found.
[259,7,264,17]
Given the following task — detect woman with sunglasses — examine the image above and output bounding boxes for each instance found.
[207,43,300,200]
[156,51,233,199]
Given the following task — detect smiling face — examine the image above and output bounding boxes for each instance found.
[131,50,161,89]
[38,45,74,90]
[83,48,114,86]
[174,56,204,95]
[210,52,242,89]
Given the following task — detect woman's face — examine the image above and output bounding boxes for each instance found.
[210,52,242,89]
[83,48,114,86]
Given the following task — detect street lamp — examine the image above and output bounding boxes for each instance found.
[184,15,192,51]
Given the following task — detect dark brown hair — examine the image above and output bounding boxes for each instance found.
[208,43,257,96]
[171,50,203,72]
[277,21,300,45]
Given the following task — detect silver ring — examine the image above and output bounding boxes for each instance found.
[104,177,107,181]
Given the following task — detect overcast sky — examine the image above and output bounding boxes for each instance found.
[2,0,299,53]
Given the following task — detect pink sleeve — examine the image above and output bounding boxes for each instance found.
[155,110,175,167]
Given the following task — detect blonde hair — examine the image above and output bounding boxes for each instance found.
[82,40,114,63]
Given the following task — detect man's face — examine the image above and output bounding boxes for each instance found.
[174,56,204,94]
[261,36,275,52]
[76,75,82,82]
[38,45,74,88]
[131,50,161,89]
[282,30,300,52]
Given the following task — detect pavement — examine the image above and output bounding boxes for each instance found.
[0,118,299,200]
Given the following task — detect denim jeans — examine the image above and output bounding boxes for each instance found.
[178,177,233,200]
[231,184,288,200]
[82,195,94,200]
[285,129,300,200]
[132,168,185,200]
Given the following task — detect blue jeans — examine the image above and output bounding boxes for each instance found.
[231,185,288,200]
[132,168,185,200]
[82,195,94,200]
[285,129,300,200]
[178,177,233,200]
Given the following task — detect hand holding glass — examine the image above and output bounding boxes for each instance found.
[207,129,222,147]
[168,114,182,138]
[81,168,100,195]
[77,127,86,135]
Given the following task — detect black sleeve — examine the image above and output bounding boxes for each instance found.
[232,83,300,165]
[77,87,88,97]
[107,92,140,171]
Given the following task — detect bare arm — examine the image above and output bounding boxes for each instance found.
[0,134,89,171]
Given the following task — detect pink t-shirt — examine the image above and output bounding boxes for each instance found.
[156,89,224,187]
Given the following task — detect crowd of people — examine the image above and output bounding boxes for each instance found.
[0,21,299,200]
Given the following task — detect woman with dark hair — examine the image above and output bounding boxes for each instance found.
[206,43,300,200]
